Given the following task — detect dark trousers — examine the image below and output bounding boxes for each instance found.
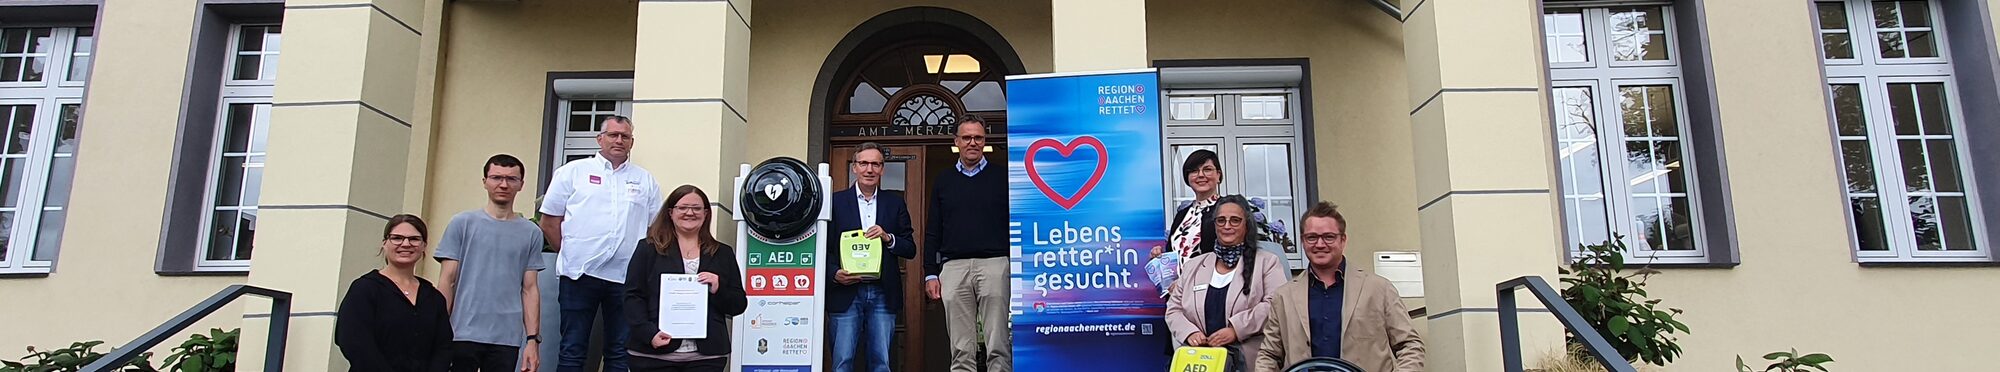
[627,356,725,372]
[558,275,629,372]
[450,341,517,372]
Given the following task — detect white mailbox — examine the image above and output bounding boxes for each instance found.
[1372,251,1424,298]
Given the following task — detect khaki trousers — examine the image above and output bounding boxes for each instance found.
[941,256,1011,372]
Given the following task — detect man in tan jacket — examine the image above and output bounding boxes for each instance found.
[1258,202,1424,372]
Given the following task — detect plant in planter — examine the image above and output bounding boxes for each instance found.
[1532,344,1663,372]
[1559,236,1690,367]
[1737,349,1833,372]
[0,340,156,372]
[160,328,237,372]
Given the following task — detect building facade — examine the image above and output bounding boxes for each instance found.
[1,0,1997,370]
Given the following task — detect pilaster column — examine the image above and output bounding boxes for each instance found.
[1404,0,1568,370]
[237,0,429,370]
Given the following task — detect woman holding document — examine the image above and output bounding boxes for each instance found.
[624,185,748,372]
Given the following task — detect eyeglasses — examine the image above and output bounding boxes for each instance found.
[386,234,425,245]
[673,205,708,214]
[1214,216,1246,227]
[485,175,524,184]
[1191,166,1219,176]
[958,134,986,142]
[851,160,885,169]
[600,132,633,141]
[1303,233,1346,245]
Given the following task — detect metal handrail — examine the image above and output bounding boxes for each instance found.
[83,284,292,372]
[1497,276,1636,372]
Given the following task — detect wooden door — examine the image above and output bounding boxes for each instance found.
[826,144,939,372]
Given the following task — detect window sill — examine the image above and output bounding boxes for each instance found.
[0,271,52,279]
[1628,261,1738,269]
[158,268,251,277]
[1566,253,1736,269]
[1563,261,1738,269]
[1858,260,2000,268]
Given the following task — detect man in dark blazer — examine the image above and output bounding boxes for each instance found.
[824,142,918,372]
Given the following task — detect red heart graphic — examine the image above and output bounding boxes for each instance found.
[1025,136,1109,210]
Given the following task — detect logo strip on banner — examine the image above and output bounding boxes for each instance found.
[1005,68,1171,372]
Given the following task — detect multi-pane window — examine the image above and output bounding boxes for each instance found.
[557,99,630,165]
[1542,4,1708,261]
[1818,0,1983,260]
[198,24,281,270]
[0,27,91,273]
[1162,91,1307,268]
[231,25,280,81]
[64,28,91,82]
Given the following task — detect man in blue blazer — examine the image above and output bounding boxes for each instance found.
[825,142,918,372]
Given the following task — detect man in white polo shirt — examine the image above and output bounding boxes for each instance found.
[538,115,662,372]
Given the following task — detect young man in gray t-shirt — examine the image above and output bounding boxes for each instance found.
[437,154,547,372]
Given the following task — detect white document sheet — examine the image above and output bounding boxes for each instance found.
[658,273,708,338]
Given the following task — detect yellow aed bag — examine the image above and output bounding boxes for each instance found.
[839,229,883,276]
[1169,346,1231,372]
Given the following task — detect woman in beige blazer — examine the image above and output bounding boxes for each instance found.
[1165,195,1293,367]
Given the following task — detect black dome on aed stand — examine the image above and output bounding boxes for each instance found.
[740,157,823,244]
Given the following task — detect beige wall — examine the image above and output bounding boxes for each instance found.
[745,0,1053,163]
[421,0,637,223]
[1054,0,1147,71]
[1147,0,1421,274]
[1635,1,2000,370]
[0,0,248,354]
[427,0,1051,249]
[17,0,2000,369]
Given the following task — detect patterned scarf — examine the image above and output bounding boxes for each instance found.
[1214,243,1248,267]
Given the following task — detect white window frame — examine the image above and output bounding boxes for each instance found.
[1859,0,1947,65]
[1817,0,1987,262]
[1544,7,1594,68]
[59,28,89,86]
[194,24,280,271]
[227,24,281,84]
[1816,1,1863,65]
[1543,3,1712,263]
[553,99,632,165]
[0,25,91,274]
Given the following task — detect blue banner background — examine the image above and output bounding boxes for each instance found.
[1007,70,1169,372]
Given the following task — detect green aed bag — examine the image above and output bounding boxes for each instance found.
[838,229,883,276]
[1169,346,1231,372]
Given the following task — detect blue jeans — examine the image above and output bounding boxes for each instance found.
[558,275,628,372]
[829,284,895,372]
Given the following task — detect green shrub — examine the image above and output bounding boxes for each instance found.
[0,340,155,372]
[1558,236,1690,366]
[160,329,237,372]
[3,328,240,372]
[1737,349,1834,372]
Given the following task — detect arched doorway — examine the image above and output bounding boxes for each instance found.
[810,7,1021,372]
